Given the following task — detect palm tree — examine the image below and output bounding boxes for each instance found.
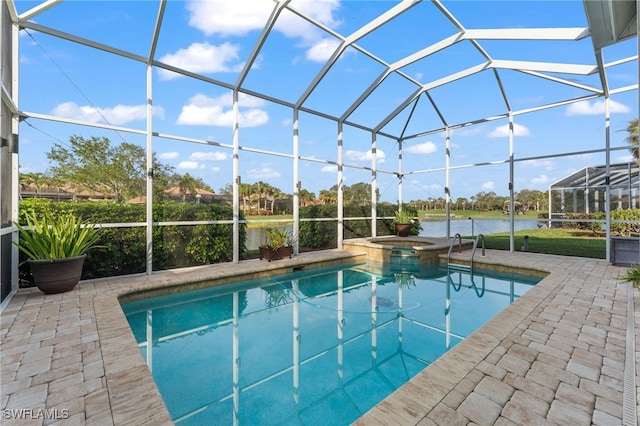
[624,119,639,164]
[253,181,269,212]
[20,172,45,197]
[299,188,316,207]
[319,189,337,205]
[178,173,198,202]
[269,188,283,214]
[239,183,253,212]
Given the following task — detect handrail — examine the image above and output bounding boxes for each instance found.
[469,274,486,298]
[447,233,463,265]
[470,233,485,272]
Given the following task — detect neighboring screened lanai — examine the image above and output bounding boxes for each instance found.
[0,0,638,305]
[549,162,640,215]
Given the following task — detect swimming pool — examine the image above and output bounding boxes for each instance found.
[122,262,540,425]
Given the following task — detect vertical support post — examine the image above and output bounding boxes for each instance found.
[232,90,240,263]
[604,96,611,262]
[398,138,403,207]
[10,21,20,297]
[337,122,344,248]
[293,108,299,255]
[508,112,515,252]
[371,131,377,237]
[145,63,154,274]
[445,127,451,239]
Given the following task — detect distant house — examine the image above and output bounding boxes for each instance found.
[20,184,116,202]
[127,188,232,205]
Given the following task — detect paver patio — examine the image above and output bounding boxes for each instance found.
[1,248,637,425]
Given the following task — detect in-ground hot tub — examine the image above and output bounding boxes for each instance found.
[343,235,473,264]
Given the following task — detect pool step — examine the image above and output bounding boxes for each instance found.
[448,263,471,271]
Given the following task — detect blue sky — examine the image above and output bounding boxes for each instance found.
[15,0,638,203]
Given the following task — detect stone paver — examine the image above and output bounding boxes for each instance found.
[1,248,636,425]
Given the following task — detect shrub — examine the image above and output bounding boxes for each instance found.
[17,200,246,281]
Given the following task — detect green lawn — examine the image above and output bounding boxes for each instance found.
[473,228,606,259]
[244,212,607,259]
[244,215,293,227]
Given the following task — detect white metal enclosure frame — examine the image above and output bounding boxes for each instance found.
[0,0,638,305]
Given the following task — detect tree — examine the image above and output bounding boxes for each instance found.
[239,183,253,212]
[177,173,199,203]
[299,188,316,207]
[624,119,639,163]
[268,187,283,213]
[47,135,173,202]
[20,172,46,197]
[340,182,379,205]
[319,189,337,205]
[455,197,468,210]
[219,183,233,195]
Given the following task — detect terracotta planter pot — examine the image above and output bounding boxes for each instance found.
[259,246,293,262]
[395,223,411,237]
[27,255,86,294]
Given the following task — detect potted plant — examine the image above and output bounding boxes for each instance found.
[393,209,414,237]
[259,227,294,261]
[13,211,103,294]
[620,263,640,289]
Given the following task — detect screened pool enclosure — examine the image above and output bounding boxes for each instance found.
[1,0,638,305]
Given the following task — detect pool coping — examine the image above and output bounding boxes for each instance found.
[0,248,636,425]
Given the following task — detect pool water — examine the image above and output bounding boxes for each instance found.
[122,262,540,425]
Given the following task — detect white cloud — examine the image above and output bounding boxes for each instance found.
[158,42,244,80]
[177,93,268,127]
[345,149,386,164]
[482,181,495,190]
[566,99,630,116]
[159,152,179,160]
[405,141,437,155]
[531,174,551,185]
[306,38,341,62]
[184,0,341,63]
[210,166,221,173]
[521,159,554,171]
[178,161,204,170]
[190,151,228,161]
[186,0,274,36]
[567,153,594,161]
[615,153,636,163]
[487,123,531,138]
[321,165,338,172]
[51,102,164,125]
[247,167,281,179]
[451,125,485,137]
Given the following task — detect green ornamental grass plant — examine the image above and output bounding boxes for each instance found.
[393,209,414,224]
[620,264,640,289]
[13,211,103,261]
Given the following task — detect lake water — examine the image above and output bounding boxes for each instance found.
[246,219,541,249]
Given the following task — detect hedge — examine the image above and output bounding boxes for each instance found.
[17,199,247,282]
[299,204,420,250]
[538,209,639,236]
